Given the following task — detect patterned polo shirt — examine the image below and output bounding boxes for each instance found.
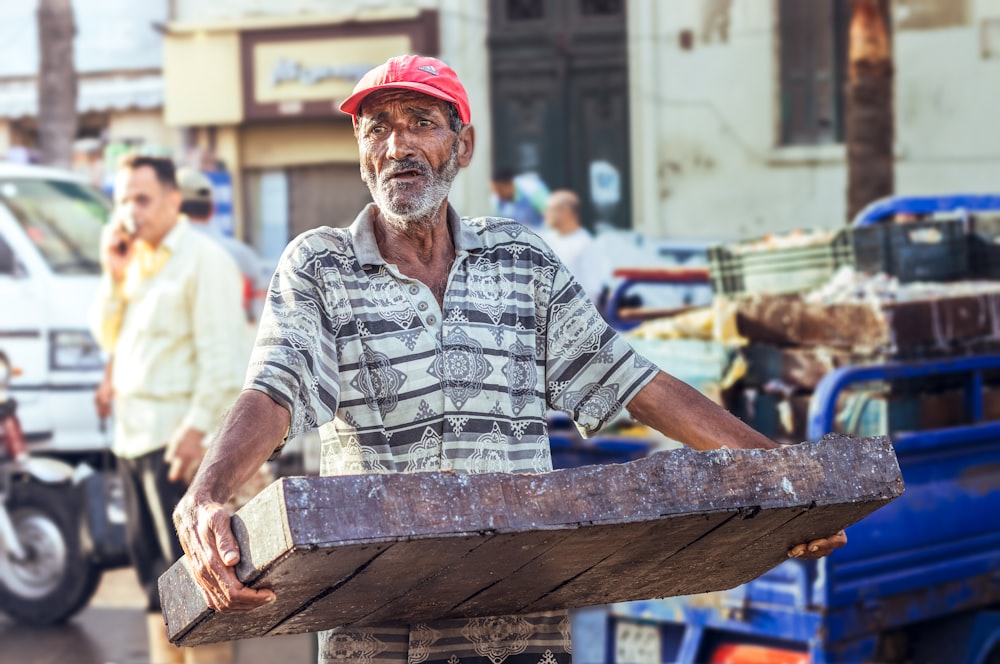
[245,204,659,664]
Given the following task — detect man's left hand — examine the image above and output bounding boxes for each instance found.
[94,376,113,419]
[165,427,206,484]
[787,530,847,559]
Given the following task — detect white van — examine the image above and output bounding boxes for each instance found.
[0,163,110,453]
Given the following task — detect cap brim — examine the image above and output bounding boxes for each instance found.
[339,81,467,123]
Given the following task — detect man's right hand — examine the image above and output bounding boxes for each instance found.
[101,223,134,283]
[172,495,276,612]
[94,375,113,419]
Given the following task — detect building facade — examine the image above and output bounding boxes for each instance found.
[161,0,1000,263]
[163,1,492,269]
[628,0,1000,242]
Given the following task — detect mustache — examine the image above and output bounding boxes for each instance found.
[380,159,431,182]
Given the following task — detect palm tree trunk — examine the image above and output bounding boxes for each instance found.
[37,0,78,169]
[845,0,893,223]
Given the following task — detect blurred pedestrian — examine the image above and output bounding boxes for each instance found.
[490,167,548,229]
[177,167,276,509]
[542,188,609,303]
[90,154,247,664]
[177,167,268,328]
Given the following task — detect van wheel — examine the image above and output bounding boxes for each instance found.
[0,480,102,625]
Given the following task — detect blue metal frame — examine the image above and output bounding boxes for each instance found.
[568,355,1000,663]
[807,355,1000,440]
[852,194,1000,227]
[808,355,1000,663]
[601,270,712,332]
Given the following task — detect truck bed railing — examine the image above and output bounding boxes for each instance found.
[807,354,1000,441]
[806,355,1000,652]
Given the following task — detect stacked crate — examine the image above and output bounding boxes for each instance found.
[707,218,973,299]
[729,292,1000,442]
[700,216,1000,441]
[968,213,1000,279]
[707,229,854,297]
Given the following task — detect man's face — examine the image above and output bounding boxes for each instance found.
[491,179,515,202]
[356,89,473,227]
[544,201,570,235]
[113,165,181,246]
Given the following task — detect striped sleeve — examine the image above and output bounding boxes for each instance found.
[543,261,658,435]
[245,234,342,444]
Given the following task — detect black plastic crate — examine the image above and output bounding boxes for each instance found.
[851,218,968,282]
[708,229,853,296]
[968,213,1000,280]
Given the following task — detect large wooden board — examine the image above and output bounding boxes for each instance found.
[160,435,903,646]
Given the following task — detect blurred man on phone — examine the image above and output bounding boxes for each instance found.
[90,154,247,664]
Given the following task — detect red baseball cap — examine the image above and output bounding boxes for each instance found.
[338,55,471,124]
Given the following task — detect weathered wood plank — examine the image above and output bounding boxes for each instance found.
[160,435,903,646]
[355,529,570,628]
[734,291,1000,354]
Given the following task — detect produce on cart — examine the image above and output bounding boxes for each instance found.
[572,197,1000,663]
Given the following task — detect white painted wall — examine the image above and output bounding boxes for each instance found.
[629,0,1000,243]
[169,0,1000,242]
[895,0,1000,195]
[437,0,491,219]
[173,0,426,22]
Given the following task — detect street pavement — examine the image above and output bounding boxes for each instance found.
[0,567,314,664]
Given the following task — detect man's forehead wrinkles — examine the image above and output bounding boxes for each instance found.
[359,91,448,121]
[370,106,436,120]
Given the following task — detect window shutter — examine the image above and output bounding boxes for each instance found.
[779,0,846,145]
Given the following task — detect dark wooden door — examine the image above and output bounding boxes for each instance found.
[287,163,372,239]
[489,0,630,230]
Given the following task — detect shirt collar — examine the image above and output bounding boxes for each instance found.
[158,216,188,254]
[349,203,484,268]
[129,217,186,282]
[133,216,186,259]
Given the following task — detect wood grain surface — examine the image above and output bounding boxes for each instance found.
[160,435,902,646]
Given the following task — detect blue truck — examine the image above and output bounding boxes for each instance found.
[554,354,1000,664]
[558,193,1000,662]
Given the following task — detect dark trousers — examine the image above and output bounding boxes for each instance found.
[117,448,188,612]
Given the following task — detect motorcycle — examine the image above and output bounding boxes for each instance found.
[0,350,104,625]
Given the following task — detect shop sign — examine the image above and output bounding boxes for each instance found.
[241,11,439,120]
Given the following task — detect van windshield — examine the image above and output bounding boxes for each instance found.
[0,178,110,275]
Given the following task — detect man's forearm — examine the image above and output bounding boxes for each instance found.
[89,276,126,353]
[188,388,290,505]
[626,371,778,451]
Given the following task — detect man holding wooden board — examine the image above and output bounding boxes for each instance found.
[173,55,846,664]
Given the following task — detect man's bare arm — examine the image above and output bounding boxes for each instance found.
[172,388,289,611]
[186,388,287,504]
[626,370,778,451]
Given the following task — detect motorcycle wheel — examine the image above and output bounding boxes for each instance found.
[0,480,103,626]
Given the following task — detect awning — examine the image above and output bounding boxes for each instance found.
[0,73,163,119]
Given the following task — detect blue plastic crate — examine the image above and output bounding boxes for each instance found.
[708,230,853,296]
[851,218,967,282]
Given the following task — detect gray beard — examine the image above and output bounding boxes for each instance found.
[364,140,460,231]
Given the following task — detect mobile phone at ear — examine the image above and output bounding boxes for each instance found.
[116,215,136,254]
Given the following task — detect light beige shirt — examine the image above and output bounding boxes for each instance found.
[90,218,248,458]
